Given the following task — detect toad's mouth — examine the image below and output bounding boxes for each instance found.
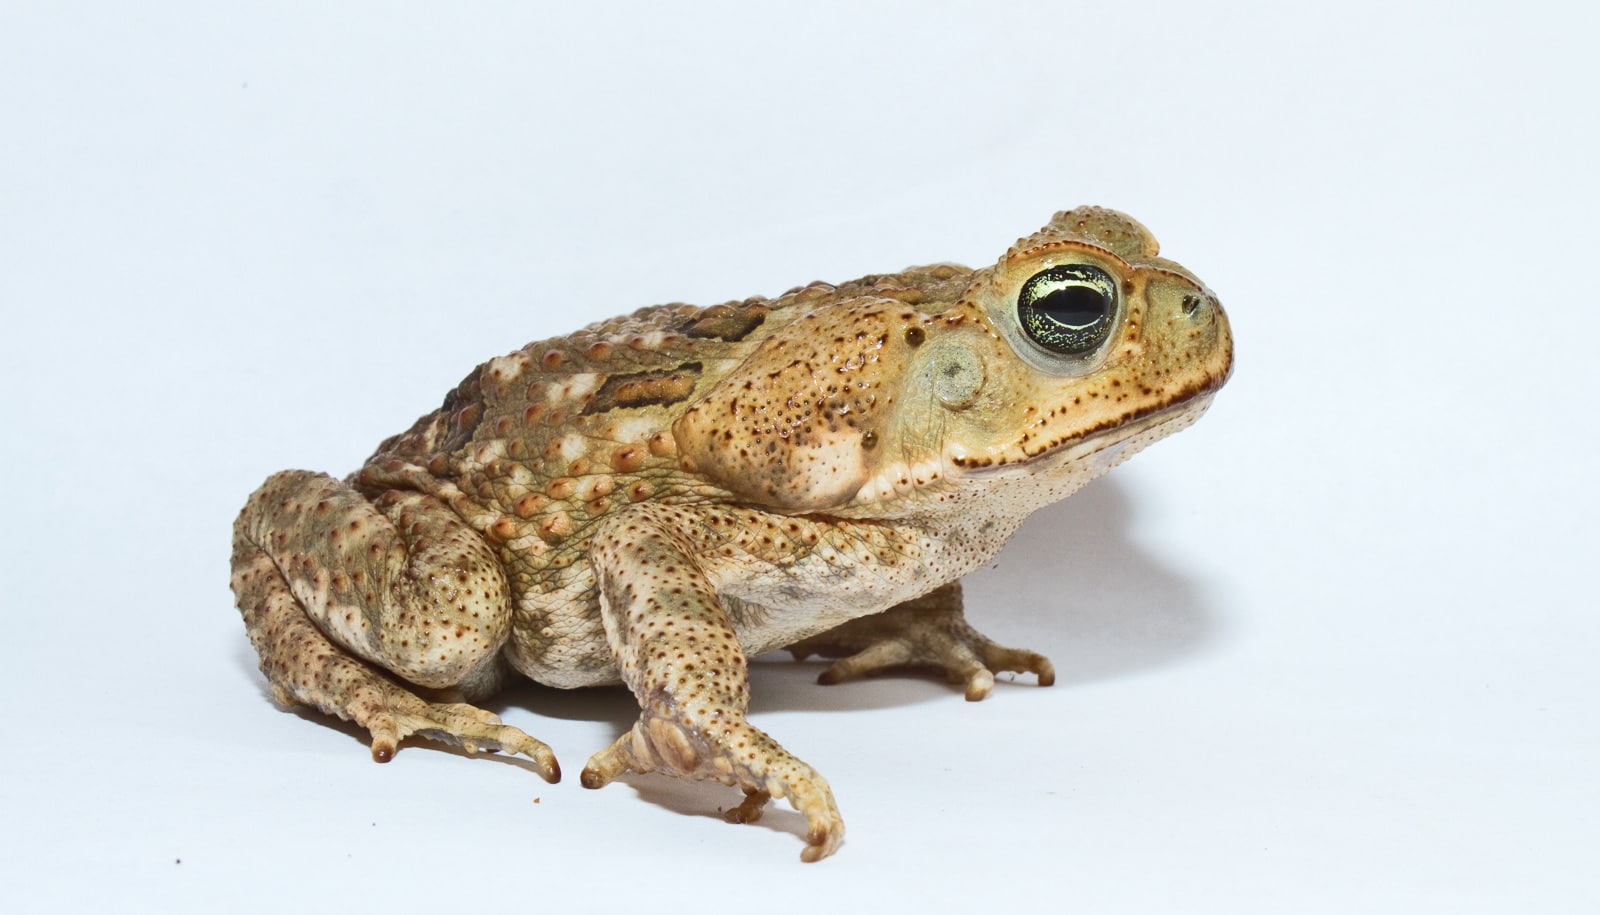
[949,392,1218,481]
[1067,394,1216,475]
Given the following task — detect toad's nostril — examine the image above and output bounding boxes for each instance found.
[1182,294,1203,317]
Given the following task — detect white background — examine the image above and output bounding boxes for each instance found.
[3,2,1596,912]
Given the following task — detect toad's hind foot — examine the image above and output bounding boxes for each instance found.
[787,582,1055,701]
[278,620,561,781]
[232,536,560,782]
[364,691,561,782]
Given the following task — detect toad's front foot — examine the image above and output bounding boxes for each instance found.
[788,584,1055,701]
[579,714,844,862]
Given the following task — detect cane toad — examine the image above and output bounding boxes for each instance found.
[230,206,1233,861]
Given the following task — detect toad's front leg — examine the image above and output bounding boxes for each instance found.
[577,505,844,862]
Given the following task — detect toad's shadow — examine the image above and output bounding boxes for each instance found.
[968,476,1220,685]
[758,476,1219,713]
[236,477,1218,848]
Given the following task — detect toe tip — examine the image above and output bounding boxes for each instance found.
[800,824,844,863]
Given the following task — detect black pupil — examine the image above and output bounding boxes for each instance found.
[1017,265,1116,355]
[1035,285,1109,329]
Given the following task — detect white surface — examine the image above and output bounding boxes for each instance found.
[3,2,1596,912]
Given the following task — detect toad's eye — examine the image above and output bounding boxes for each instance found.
[1016,265,1118,355]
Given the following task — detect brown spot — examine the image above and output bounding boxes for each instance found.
[610,445,645,472]
[541,349,566,370]
[485,517,518,544]
[904,326,925,347]
[861,431,878,450]
[680,304,768,342]
[513,492,547,518]
[547,477,577,500]
[583,363,702,415]
[587,340,615,360]
[627,481,652,502]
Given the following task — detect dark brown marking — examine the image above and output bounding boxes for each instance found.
[583,362,703,415]
[680,304,768,341]
[438,366,487,451]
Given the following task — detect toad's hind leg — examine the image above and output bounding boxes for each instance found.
[230,470,559,781]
